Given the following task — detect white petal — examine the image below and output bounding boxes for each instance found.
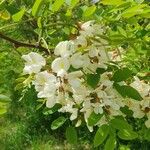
[54,41,75,57]
[46,96,56,108]
[51,57,70,73]
[70,52,83,69]
[22,52,46,74]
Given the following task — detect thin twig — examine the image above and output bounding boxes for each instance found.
[0,32,50,54]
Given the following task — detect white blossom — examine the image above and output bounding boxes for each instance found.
[70,52,84,69]
[22,20,150,131]
[22,52,46,74]
[130,77,150,97]
[54,41,75,57]
[51,57,70,75]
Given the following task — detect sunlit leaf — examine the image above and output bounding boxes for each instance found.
[32,0,43,16]
[122,4,146,18]
[104,135,116,150]
[52,0,64,12]
[110,117,133,131]
[0,10,10,20]
[83,5,96,17]
[12,7,25,22]
[0,108,7,115]
[71,0,79,8]
[66,126,77,144]
[114,84,143,100]
[0,94,11,103]
[51,116,67,130]
[94,124,109,147]
[43,104,61,115]
[118,129,138,140]
[37,17,42,28]
[117,27,127,37]
[101,0,124,6]
[88,112,103,126]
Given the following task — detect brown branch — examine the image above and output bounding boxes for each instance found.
[0,32,50,55]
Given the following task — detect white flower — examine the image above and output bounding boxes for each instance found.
[33,71,57,92]
[82,54,98,73]
[88,47,99,57]
[130,77,150,97]
[74,35,87,47]
[97,116,107,127]
[81,21,94,31]
[98,49,109,68]
[128,100,145,118]
[33,71,58,99]
[92,102,104,114]
[59,101,78,120]
[145,112,150,128]
[70,108,78,120]
[140,98,150,111]
[34,71,56,86]
[109,108,122,116]
[46,95,56,108]
[22,52,46,74]
[37,83,57,98]
[80,21,95,37]
[75,119,82,127]
[80,100,93,121]
[67,71,83,78]
[51,57,70,75]
[70,52,84,69]
[54,41,75,57]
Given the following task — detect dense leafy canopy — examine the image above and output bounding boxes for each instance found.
[0,0,150,149]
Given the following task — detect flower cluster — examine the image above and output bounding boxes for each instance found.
[22,21,150,130]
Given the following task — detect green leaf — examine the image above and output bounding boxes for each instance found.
[88,112,103,126]
[110,117,132,131]
[144,128,150,141]
[71,0,79,8]
[0,108,7,115]
[32,0,43,16]
[15,77,26,83]
[66,9,72,17]
[86,73,100,88]
[94,124,109,147]
[112,68,132,82]
[120,106,133,116]
[122,4,146,18]
[66,126,77,145]
[12,7,25,22]
[51,116,67,130]
[52,0,64,12]
[83,5,96,17]
[43,104,62,115]
[0,9,10,20]
[15,83,24,91]
[0,94,11,103]
[36,103,44,110]
[37,17,42,28]
[117,27,127,37]
[101,0,124,6]
[118,129,138,140]
[119,145,131,150]
[114,84,143,100]
[96,68,106,74]
[104,135,116,150]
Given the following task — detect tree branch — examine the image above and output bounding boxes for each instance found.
[0,32,50,54]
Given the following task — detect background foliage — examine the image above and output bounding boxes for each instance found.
[0,0,150,149]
